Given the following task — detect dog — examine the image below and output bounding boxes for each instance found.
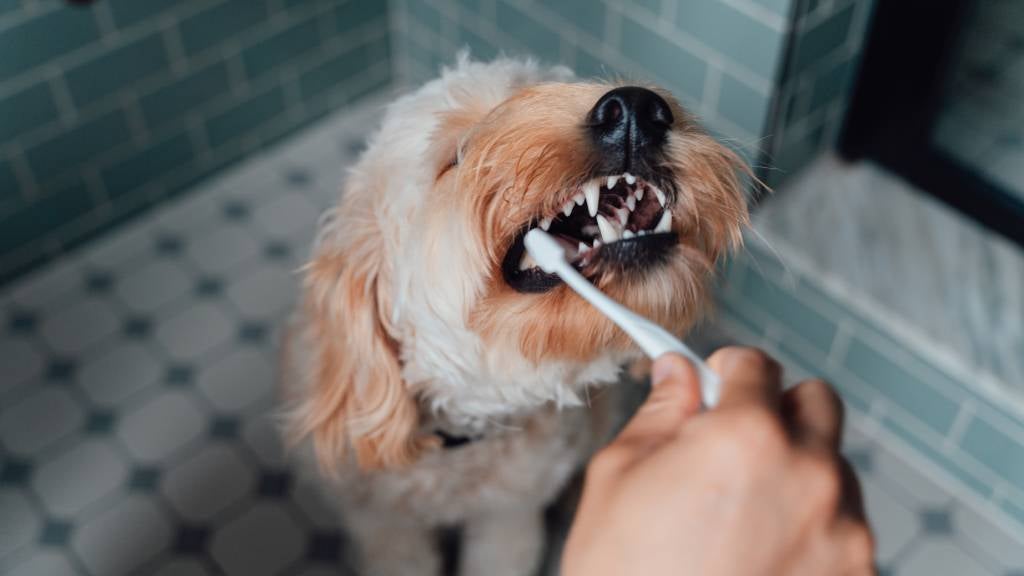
[279,56,749,576]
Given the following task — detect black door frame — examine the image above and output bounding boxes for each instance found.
[839,0,1024,247]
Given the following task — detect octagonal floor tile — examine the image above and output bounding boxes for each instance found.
[71,494,171,576]
[116,390,205,463]
[211,502,303,576]
[32,439,128,516]
[162,443,256,522]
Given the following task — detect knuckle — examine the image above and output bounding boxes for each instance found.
[716,408,788,463]
[730,347,781,376]
[589,445,631,477]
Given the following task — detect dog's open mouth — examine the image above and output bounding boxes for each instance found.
[502,172,678,293]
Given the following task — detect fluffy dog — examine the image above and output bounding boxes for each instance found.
[280,56,749,576]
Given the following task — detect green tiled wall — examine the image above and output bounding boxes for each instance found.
[394,0,789,149]
[718,244,1024,529]
[0,0,392,284]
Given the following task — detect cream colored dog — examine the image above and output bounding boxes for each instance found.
[280,56,748,576]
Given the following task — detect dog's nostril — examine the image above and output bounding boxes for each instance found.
[587,87,673,171]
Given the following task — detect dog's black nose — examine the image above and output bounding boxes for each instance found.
[587,86,673,171]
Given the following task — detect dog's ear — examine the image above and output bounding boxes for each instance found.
[288,188,430,472]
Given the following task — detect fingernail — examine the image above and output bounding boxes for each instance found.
[651,355,683,387]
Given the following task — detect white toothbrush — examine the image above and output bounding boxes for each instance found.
[524,229,721,408]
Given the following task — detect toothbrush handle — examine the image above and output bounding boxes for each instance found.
[556,262,721,408]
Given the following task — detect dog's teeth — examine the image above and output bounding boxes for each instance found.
[582,224,599,236]
[573,193,585,206]
[625,195,636,211]
[583,181,600,217]
[539,217,552,231]
[654,210,672,233]
[607,175,618,189]
[596,214,620,243]
[623,229,635,239]
[653,187,666,207]
[638,230,648,236]
[519,253,538,271]
[593,239,602,248]
[578,241,589,254]
[616,208,630,227]
[635,188,644,201]
[624,172,636,185]
[562,200,574,217]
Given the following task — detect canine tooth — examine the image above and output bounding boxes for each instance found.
[573,193,585,206]
[593,240,602,248]
[625,195,636,211]
[583,181,600,217]
[607,175,619,189]
[623,229,635,239]
[638,230,648,236]
[562,201,574,217]
[624,172,636,185]
[654,210,672,233]
[578,242,589,254]
[596,214,620,243]
[635,188,644,201]
[653,187,666,207]
[539,217,552,230]
[519,253,538,271]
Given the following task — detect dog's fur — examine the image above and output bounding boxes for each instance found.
[280,57,749,576]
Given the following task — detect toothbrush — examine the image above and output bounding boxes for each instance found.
[524,229,721,408]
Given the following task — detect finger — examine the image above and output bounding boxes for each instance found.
[707,347,783,411]
[782,378,844,451]
[838,458,867,522]
[614,354,702,445]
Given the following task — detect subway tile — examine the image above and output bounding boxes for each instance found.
[0,7,99,80]
[750,0,793,17]
[627,0,662,15]
[716,71,770,135]
[774,333,873,413]
[102,131,195,199]
[791,2,855,72]
[843,336,959,436]
[0,160,20,205]
[139,62,231,131]
[179,0,270,57]
[107,0,180,29]
[882,414,994,499]
[496,0,561,60]
[26,110,131,186]
[739,267,836,352]
[335,0,389,35]
[620,17,707,103]
[959,418,1024,487]
[0,179,93,253]
[675,0,784,77]
[536,0,606,41]
[241,18,322,80]
[717,295,767,338]
[1004,499,1024,533]
[406,0,441,34]
[204,86,286,150]
[0,0,21,15]
[458,24,498,61]
[573,46,610,79]
[65,33,171,108]
[0,81,59,143]
[298,39,381,100]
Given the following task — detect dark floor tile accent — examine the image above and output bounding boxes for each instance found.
[195,277,223,297]
[238,321,268,344]
[174,525,210,554]
[341,137,366,156]
[83,270,115,293]
[123,316,153,338]
[307,531,343,562]
[128,467,161,491]
[920,508,953,535]
[85,410,116,434]
[0,457,33,485]
[209,416,239,439]
[39,520,73,546]
[45,357,77,382]
[284,167,312,187]
[222,200,249,221]
[845,449,874,474]
[7,308,38,334]
[257,470,291,498]
[263,240,291,261]
[154,234,185,256]
[166,364,195,386]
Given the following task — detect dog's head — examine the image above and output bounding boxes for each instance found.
[291,58,749,471]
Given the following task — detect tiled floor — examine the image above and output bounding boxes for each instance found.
[1,101,1022,576]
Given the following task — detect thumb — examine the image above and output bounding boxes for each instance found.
[615,353,703,445]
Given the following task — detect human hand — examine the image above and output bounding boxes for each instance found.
[562,347,874,576]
